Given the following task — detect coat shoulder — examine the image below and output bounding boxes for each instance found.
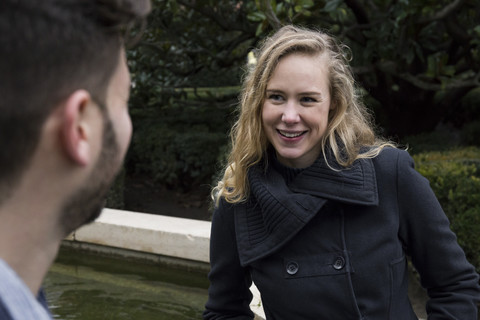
[370,147,413,168]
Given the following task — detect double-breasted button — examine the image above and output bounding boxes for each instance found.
[333,256,345,270]
[286,261,299,275]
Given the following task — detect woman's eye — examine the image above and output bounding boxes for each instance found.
[301,96,317,103]
[268,94,284,101]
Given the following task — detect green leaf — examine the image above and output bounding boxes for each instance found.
[323,0,342,13]
[406,50,415,64]
[443,65,456,77]
[296,0,314,7]
[276,2,284,14]
[474,25,480,36]
[412,41,424,63]
[256,21,265,36]
[426,55,437,78]
[247,11,266,22]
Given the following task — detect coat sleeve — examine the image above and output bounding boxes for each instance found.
[396,150,480,319]
[203,198,254,320]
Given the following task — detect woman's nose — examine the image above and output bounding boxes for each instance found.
[281,101,300,123]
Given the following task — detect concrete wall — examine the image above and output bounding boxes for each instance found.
[65,208,265,320]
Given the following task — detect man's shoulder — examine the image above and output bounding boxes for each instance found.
[0,259,53,320]
[0,298,14,320]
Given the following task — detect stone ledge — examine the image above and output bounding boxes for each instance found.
[69,208,211,263]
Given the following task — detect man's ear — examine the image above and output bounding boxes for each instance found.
[60,90,96,166]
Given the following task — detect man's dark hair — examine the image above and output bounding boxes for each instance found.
[0,0,150,200]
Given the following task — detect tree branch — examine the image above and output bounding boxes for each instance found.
[260,0,282,30]
[398,72,479,90]
[418,0,466,24]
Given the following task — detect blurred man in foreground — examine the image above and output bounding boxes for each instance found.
[0,0,150,318]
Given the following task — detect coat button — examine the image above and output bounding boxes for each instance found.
[333,256,345,270]
[286,261,299,275]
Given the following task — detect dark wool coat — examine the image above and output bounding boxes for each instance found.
[203,148,480,320]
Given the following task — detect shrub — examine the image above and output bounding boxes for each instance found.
[106,167,125,209]
[127,103,232,192]
[413,147,480,271]
[460,120,480,147]
[402,129,460,154]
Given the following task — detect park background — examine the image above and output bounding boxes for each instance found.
[105,0,480,272]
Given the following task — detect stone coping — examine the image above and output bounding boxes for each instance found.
[68,208,211,263]
[66,208,266,320]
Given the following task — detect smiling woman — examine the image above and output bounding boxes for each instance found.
[203,25,480,320]
[262,53,332,168]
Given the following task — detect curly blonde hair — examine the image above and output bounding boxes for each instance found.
[213,25,394,205]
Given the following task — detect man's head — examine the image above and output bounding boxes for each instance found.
[58,51,133,236]
[0,0,150,233]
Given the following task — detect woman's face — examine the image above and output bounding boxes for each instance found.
[262,53,332,168]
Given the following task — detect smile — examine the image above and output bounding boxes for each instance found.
[278,130,306,138]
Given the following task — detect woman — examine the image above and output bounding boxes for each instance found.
[203,25,479,319]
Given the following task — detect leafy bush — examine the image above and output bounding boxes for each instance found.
[460,120,480,147]
[106,168,125,209]
[402,130,460,154]
[127,103,232,191]
[413,147,480,271]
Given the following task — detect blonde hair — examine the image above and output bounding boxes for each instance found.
[213,25,395,205]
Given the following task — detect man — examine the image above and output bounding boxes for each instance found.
[0,0,150,318]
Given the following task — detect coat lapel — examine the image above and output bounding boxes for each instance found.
[290,156,379,206]
[235,153,379,266]
[235,165,327,266]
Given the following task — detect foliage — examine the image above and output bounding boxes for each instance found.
[124,0,480,193]
[125,1,253,191]
[106,168,125,209]
[129,0,480,137]
[251,0,480,136]
[460,120,480,147]
[126,102,233,191]
[402,129,461,154]
[128,0,256,112]
[413,147,480,271]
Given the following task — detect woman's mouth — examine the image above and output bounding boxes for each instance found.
[278,130,307,138]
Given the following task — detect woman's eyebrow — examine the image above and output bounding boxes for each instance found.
[299,91,322,96]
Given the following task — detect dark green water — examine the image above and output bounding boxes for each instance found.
[43,246,432,319]
[44,246,209,320]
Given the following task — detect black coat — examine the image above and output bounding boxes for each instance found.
[204,148,480,319]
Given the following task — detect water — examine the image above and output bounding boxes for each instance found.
[44,247,432,320]
[44,246,209,320]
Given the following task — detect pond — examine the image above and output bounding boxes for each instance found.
[44,246,430,319]
[44,246,209,320]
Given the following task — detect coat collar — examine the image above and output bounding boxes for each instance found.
[234,152,378,266]
[289,153,379,206]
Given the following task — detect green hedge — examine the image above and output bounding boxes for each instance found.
[413,147,480,271]
[127,103,232,191]
[106,167,125,209]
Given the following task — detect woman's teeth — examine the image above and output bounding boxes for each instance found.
[279,130,304,138]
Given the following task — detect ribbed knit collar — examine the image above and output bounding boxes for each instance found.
[270,151,305,184]
[235,150,378,266]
